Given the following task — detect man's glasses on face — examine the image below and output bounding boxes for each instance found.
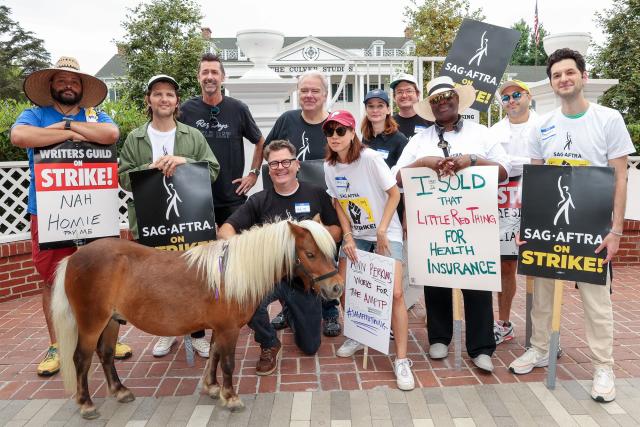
[395,89,416,96]
[429,90,457,105]
[501,91,524,103]
[268,158,297,170]
[323,125,348,137]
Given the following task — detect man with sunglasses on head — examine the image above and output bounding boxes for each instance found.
[264,71,342,338]
[217,140,341,376]
[488,80,537,345]
[180,53,264,227]
[394,76,510,373]
[390,73,433,139]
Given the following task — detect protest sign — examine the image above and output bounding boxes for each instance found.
[344,249,395,355]
[401,166,501,291]
[518,165,614,285]
[498,177,521,256]
[130,162,215,250]
[34,141,119,249]
[440,19,520,111]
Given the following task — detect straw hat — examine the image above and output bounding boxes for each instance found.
[23,56,108,108]
[414,76,476,122]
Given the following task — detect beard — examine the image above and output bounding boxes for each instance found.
[51,87,82,106]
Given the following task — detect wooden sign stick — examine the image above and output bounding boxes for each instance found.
[546,280,564,389]
[363,346,369,369]
[525,276,535,348]
[453,288,463,370]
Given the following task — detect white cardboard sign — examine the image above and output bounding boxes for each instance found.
[344,249,395,355]
[401,166,501,291]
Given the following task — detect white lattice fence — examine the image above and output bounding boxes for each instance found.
[0,161,132,244]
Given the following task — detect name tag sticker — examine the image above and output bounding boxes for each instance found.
[295,202,311,213]
[377,149,389,159]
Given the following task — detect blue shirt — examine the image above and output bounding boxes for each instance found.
[12,106,116,215]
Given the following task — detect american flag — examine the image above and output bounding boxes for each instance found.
[534,0,540,46]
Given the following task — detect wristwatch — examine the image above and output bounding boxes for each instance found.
[64,119,72,130]
[249,167,260,177]
[469,154,478,166]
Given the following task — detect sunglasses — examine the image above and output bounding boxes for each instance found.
[267,158,297,170]
[323,125,349,137]
[429,90,457,105]
[501,91,524,103]
[209,106,220,125]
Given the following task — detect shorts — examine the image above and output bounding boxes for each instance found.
[339,237,403,262]
[30,215,76,286]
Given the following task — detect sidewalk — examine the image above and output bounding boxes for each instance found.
[0,268,639,417]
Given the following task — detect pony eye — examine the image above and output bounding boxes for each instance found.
[305,252,315,259]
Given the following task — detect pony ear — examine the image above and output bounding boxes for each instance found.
[311,213,323,224]
[287,221,306,237]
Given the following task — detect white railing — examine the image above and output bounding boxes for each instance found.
[1,157,638,243]
[0,161,132,244]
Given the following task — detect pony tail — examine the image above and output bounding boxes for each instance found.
[51,257,78,393]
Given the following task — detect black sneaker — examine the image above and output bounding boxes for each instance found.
[323,316,341,337]
[271,311,288,330]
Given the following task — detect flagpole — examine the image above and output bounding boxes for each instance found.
[534,0,539,66]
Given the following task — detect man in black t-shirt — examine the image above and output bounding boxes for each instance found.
[391,73,432,139]
[218,140,341,376]
[266,71,329,161]
[180,53,264,226]
[265,71,341,337]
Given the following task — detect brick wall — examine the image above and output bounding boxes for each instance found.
[0,240,43,302]
[1,222,639,302]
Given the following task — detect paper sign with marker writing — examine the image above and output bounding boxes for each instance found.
[401,166,501,291]
[344,249,395,355]
[34,140,120,249]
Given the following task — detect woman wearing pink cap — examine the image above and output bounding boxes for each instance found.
[322,110,414,391]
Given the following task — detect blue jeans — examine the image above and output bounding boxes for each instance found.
[248,280,322,355]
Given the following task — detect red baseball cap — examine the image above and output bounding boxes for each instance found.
[323,110,356,130]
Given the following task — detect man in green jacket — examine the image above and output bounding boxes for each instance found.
[118,74,220,358]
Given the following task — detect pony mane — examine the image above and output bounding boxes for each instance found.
[183,219,336,306]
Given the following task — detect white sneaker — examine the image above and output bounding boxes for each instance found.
[591,366,616,402]
[428,343,448,359]
[494,320,515,344]
[152,336,177,357]
[509,348,549,374]
[472,354,494,372]
[394,358,415,391]
[191,337,210,358]
[336,338,364,357]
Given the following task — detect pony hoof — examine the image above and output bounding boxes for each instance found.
[80,408,100,420]
[116,390,135,403]
[226,396,245,412]
[208,385,221,399]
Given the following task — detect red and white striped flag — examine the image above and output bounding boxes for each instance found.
[534,0,540,46]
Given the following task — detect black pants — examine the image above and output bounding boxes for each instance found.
[249,280,322,355]
[214,204,243,227]
[424,286,495,358]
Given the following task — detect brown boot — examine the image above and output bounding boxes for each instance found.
[256,342,282,376]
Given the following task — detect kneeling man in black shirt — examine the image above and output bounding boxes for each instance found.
[218,140,341,376]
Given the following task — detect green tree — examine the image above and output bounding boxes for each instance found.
[0,6,50,101]
[509,19,549,66]
[591,0,640,152]
[404,0,485,57]
[116,0,207,107]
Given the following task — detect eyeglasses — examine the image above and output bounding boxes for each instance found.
[209,106,220,126]
[323,126,348,137]
[267,158,297,169]
[501,91,524,103]
[429,90,456,105]
[395,89,416,96]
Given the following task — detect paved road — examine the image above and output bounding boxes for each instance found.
[2,378,640,426]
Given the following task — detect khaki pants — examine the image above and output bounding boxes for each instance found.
[530,274,613,368]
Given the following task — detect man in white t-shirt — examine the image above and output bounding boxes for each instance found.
[509,48,635,403]
[488,80,537,345]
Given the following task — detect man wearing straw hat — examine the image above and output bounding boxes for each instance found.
[10,56,132,376]
[394,76,510,372]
